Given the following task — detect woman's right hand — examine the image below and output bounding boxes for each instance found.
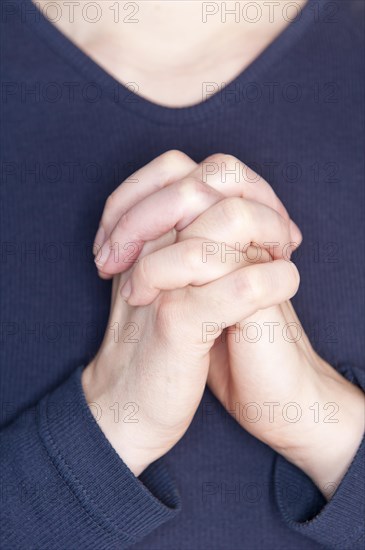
[83,151,211,477]
[82,262,213,477]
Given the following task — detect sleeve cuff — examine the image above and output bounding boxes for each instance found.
[37,366,181,547]
[274,364,365,549]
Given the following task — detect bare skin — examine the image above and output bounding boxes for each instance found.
[34,0,308,107]
[86,151,364,500]
[32,1,364,500]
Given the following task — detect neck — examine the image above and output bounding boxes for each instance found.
[36,1,307,67]
[34,0,308,106]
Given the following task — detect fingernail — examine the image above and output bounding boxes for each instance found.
[121,279,132,300]
[289,220,302,247]
[93,226,105,256]
[95,239,110,268]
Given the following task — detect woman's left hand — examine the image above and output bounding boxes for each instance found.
[207,297,365,500]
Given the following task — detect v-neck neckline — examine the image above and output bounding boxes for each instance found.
[21,0,325,126]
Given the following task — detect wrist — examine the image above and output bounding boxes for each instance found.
[82,360,154,477]
[282,371,365,500]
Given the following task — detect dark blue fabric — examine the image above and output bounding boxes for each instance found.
[1,0,364,548]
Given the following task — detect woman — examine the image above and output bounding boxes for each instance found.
[1,1,364,548]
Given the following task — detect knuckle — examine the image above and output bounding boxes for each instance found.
[105,190,118,211]
[251,269,271,300]
[268,209,291,246]
[244,164,261,184]
[273,193,288,219]
[219,197,247,229]
[154,293,182,336]
[219,153,239,167]
[183,240,203,272]
[160,149,190,169]
[234,268,269,302]
[116,211,130,231]
[134,255,151,287]
[203,153,239,179]
[205,153,237,167]
[233,270,252,298]
[278,212,291,241]
[177,176,210,205]
[178,176,202,194]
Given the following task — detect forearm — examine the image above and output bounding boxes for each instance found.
[275,364,365,500]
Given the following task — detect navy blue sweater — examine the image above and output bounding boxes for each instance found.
[1,0,364,548]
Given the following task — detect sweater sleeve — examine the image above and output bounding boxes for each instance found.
[0,366,181,550]
[274,364,365,550]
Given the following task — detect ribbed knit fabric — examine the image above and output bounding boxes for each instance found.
[274,365,365,549]
[2,368,180,549]
[1,0,364,548]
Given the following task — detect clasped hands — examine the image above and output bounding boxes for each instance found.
[82,151,364,500]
